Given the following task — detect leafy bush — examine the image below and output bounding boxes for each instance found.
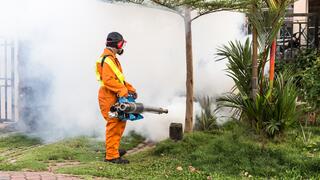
[216,39,299,137]
[276,49,320,112]
[194,96,218,131]
[217,38,252,95]
[218,73,299,137]
[276,49,318,72]
[301,57,320,111]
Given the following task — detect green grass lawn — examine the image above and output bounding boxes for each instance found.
[0,131,145,172]
[0,123,319,179]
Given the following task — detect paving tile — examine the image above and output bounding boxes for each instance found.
[11,178,26,180]
[10,172,24,175]
[25,178,41,180]
[0,172,82,180]
[0,175,10,177]
[41,176,57,180]
[0,177,10,180]
[25,175,41,180]
[11,175,26,178]
[24,172,41,176]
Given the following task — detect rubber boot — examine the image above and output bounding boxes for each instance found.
[104,149,127,161]
[119,149,127,157]
[105,157,130,164]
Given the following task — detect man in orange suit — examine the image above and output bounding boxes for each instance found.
[96,32,136,164]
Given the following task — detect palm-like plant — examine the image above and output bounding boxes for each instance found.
[195,96,218,131]
[246,0,292,49]
[217,39,252,95]
[216,40,299,137]
[245,0,294,93]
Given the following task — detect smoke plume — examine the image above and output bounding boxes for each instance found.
[0,0,245,142]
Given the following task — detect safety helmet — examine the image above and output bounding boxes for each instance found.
[106,32,126,49]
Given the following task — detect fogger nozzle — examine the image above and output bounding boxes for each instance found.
[118,103,168,114]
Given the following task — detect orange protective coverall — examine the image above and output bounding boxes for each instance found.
[96,48,136,160]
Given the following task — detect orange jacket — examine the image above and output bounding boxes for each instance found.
[96,48,136,97]
[96,48,132,160]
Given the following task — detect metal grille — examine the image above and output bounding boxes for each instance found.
[0,39,16,122]
[277,13,320,60]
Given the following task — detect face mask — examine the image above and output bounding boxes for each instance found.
[117,49,124,55]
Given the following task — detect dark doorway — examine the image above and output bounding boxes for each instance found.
[309,0,320,15]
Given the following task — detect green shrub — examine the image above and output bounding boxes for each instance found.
[302,57,320,111]
[194,96,218,131]
[276,49,320,112]
[218,73,299,137]
[216,39,300,138]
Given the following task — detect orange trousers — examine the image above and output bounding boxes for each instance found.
[98,87,127,160]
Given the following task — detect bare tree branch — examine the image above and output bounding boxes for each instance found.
[186,0,250,21]
[102,0,250,20]
[104,0,184,16]
[191,8,238,21]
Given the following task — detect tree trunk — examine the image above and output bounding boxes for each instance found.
[251,26,258,99]
[184,8,194,133]
[259,48,268,95]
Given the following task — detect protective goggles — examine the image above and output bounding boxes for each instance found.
[117,40,127,49]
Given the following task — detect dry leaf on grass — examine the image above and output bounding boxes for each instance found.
[176,166,183,171]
